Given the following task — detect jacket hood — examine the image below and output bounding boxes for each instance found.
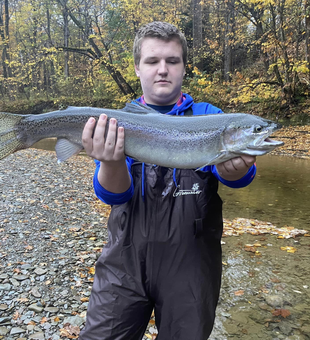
[166,93,194,116]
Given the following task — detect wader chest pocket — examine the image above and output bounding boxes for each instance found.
[194,206,223,242]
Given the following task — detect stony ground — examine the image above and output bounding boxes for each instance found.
[0,125,309,340]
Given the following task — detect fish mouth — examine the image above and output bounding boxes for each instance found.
[247,135,284,154]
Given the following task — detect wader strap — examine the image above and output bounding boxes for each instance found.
[183,106,193,116]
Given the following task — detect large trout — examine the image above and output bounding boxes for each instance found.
[0,102,283,168]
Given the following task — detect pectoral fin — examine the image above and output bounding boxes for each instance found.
[55,138,83,162]
[196,151,229,170]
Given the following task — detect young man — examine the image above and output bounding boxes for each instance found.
[79,22,256,340]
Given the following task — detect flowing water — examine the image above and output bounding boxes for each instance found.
[220,154,310,231]
[33,139,310,339]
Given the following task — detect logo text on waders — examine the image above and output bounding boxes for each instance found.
[173,183,202,197]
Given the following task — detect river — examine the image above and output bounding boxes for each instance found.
[220,154,310,231]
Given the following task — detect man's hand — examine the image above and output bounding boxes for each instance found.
[82,114,125,164]
[82,114,131,194]
[216,155,256,182]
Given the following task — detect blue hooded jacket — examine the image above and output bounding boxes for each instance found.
[93,94,256,205]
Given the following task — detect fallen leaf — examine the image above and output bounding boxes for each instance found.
[40,317,48,324]
[234,290,245,296]
[88,267,95,275]
[60,323,80,338]
[13,311,21,320]
[272,309,291,318]
[280,246,297,253]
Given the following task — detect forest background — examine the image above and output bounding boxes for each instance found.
[1,0,310,124]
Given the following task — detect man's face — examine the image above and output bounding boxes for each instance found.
[135,37,186,106]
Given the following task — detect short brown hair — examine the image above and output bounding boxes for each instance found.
[133,21,187,67]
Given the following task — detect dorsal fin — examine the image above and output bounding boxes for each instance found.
[122,101,159,114]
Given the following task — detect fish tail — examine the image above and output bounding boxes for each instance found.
[0,112,25,160]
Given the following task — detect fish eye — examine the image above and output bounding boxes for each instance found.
[254,126,263,133]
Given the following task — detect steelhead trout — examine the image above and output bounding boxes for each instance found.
[0,102,283,168]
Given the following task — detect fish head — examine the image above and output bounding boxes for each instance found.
[222,115,284,156]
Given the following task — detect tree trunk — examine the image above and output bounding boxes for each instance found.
[224,0,235,81]
[305,0,310,81]
[1,0,11,78]
[192,0,203,70]
[63,0,69,78]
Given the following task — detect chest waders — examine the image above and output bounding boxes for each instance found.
[79,164,223,340]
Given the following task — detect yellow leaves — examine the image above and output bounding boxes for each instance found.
[88,267,95,275]
[234,290,245,296]
[280,246,297,253]
[244,244,262,256]
[193,67,202,76]
[292,61,309,74]
[223,218,307,238]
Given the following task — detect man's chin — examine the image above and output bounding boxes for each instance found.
[151,89,179,103]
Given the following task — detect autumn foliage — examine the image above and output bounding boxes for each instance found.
[1,0,310,118]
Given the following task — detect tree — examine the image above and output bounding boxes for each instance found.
[0,0,11,78]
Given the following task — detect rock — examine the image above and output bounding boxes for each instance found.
[10,327,25,335]
[31,286,42,297]
[29,332,45,339]
[0,283,11,291]
[0,304,8,310]
[0,317,11,324]
[265,295,284,308]
[34,268,47,275]
[44,307,59,313]
[63,315,85,327]
[0,326,9,335]
[279,323,292,336]
[301,324,310,335]
[28,303,44,313]
[12,274,29,281]
[10,278,20,287]
[225,323,239,335]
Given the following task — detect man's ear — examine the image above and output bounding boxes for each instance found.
[135,64,140,77]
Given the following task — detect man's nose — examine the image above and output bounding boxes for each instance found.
[158,61,168,75]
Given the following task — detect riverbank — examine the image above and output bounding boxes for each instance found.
[0,145,309,339]
[270,125,310,159]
